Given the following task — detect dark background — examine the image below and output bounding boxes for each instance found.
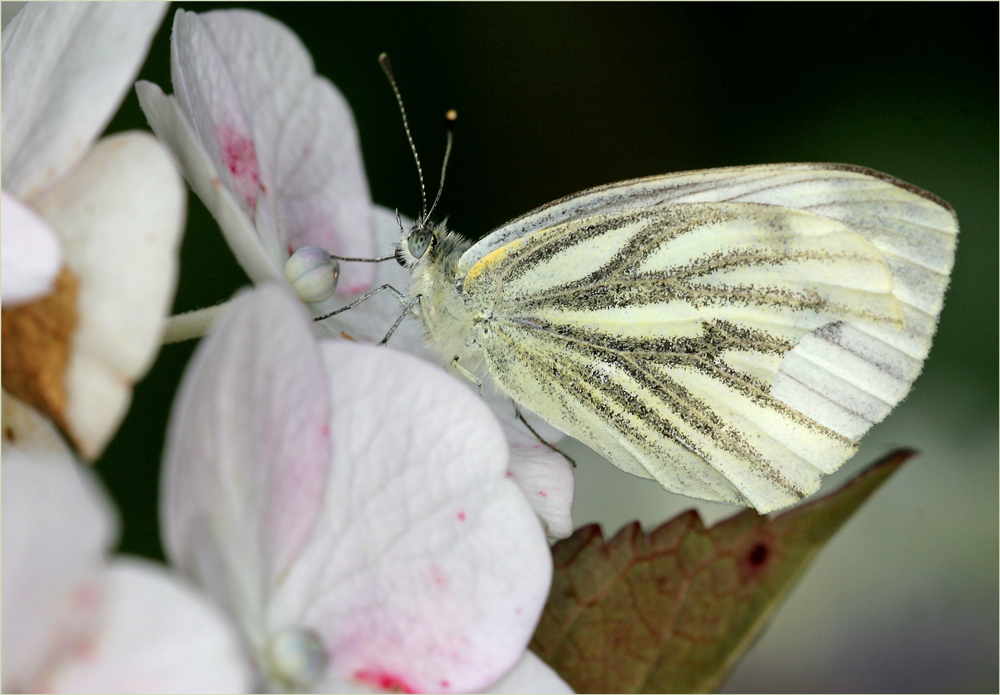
[92,4,995,692]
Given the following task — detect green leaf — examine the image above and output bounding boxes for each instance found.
[530,449,915,693]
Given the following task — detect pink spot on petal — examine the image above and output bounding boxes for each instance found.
[354,669,416,693]
[216,124,262,215]
[430,563,448,588]
[538,490,548,498]
[73,583,100,610]
[505,470,514,478]
[320,424,330,437]
[457,511,466,521]
[341,282,374,294]
[73,638,98,662]
[440,680,450,689]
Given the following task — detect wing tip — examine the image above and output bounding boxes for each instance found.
[793,162,957,217]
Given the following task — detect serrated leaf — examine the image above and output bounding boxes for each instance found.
[530,449,915,693]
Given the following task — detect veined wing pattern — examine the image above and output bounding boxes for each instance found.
[460,167,957,512]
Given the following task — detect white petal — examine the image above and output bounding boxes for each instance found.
[46,558,252,694]
[170,8,375,291]
[1,2,167,198]
[162,284,332,653]
[486,651,574,694]
[136,80,280,284]
[29,131,185,459]
[272,341,552,694]
[502,421,575,540]
[0,189,62,306]
[1,394,117,693]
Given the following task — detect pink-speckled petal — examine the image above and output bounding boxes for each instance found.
[1,395,117,693]
[502,420,575,540]
[169,11,263,233]
[46,558,252,694]
[136,81,280,284]
[270,342,552,694]
[170,9,374,292]
[162,284,331,641]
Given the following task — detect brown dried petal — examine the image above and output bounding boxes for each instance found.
[2,267,78,437]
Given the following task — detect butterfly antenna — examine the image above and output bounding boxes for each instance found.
[426,110,456,222]
[380,53,427,222]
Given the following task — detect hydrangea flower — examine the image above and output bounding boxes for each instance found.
[1,393,251,693]
[136,8,574,538]
[1,2,186,460]
[162,282,571,693]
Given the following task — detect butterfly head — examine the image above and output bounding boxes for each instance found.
[395,216,442,268]
[379,55,460,270]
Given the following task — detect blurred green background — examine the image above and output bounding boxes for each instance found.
[85,3,995,692]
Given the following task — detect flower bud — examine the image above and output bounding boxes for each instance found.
[284,247,339,304]
[267,627,328,691]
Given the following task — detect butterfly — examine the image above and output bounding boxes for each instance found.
[384,163,957,514]
[319,58,958,514]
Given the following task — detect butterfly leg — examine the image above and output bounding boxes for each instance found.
[514,405,577,468]
[313,284,409,322]
[451,357,484,397]
[378,294,422,345]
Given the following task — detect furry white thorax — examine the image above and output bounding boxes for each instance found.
[400,221,491,382]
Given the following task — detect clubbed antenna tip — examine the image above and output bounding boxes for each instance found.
[378,53,394,80]
[427,110,457,221]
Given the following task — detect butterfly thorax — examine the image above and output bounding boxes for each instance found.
[405,223,490,379]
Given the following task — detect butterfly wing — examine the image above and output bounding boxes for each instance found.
[459,165,957,512]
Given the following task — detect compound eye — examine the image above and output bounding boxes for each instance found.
[407,229,433,259]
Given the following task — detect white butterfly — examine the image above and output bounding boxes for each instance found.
[374,163,956,514]
[318,60,958,514]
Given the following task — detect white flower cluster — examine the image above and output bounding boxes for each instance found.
[3,5,573,693]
